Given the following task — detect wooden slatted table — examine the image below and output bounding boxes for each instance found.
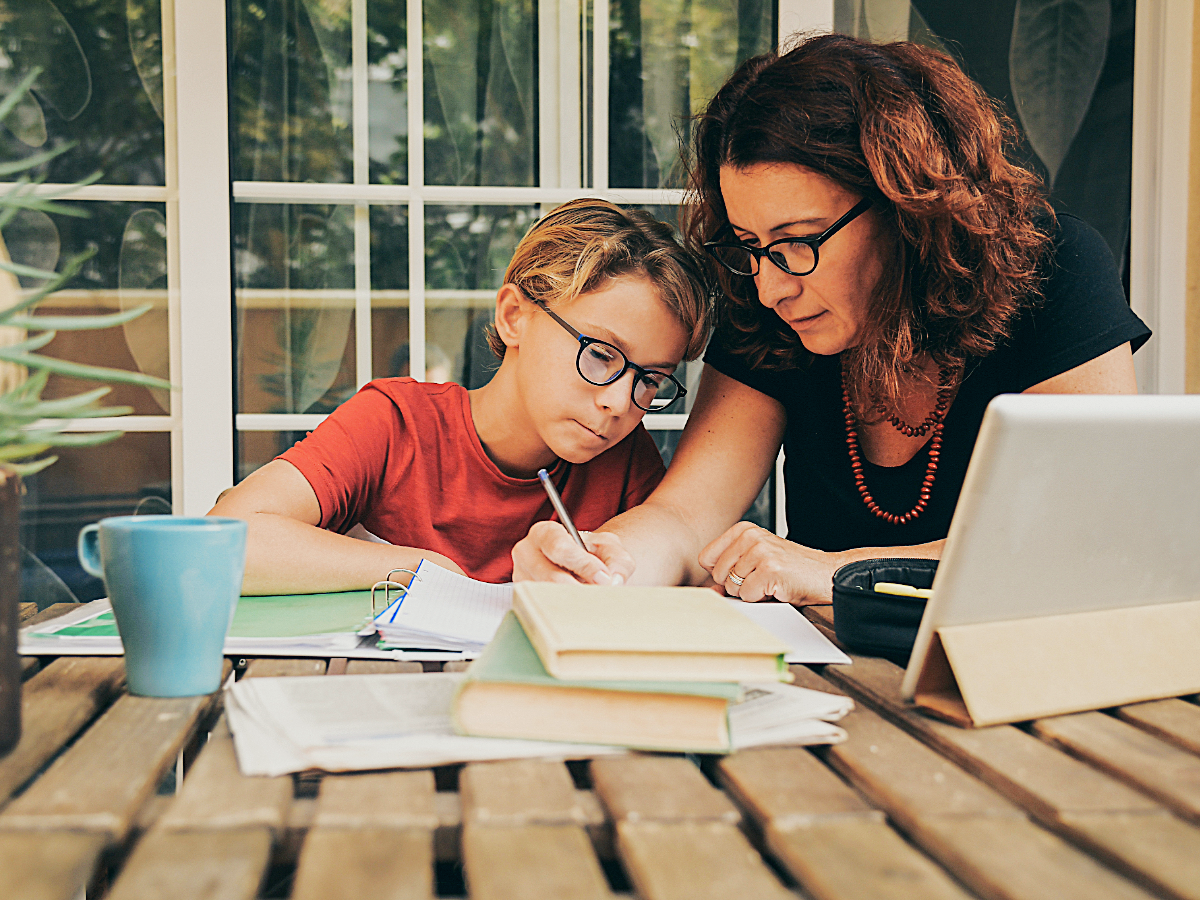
[4,605,1200,900]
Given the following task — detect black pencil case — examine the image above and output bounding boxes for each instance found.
[831,558,940,666]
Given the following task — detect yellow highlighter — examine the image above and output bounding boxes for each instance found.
[873,582,933,599]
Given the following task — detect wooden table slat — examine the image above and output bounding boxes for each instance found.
[243,658,327,678]
[463,823,613,900]
[1032,712,1200,824]
[824,696,1158,900]
[617,820,794,900]
[823,656,1200,900]
[314,770,438,829]
[291,827,434,900]
[104,827,273,900]
[460,759,585,826]
[0,691,213,841]
[0,830,108,900]
[345,659,425,675]
[158,715,292,834]
[591,755,740,824]
[21,603,83,628]
[718,746,880,828]
[18,602,36,623]
[766,818,974,900]
[0,656,126,805]
[822,656,1163,817]
[1115,698,1200,756]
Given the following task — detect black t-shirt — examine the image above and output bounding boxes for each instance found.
[703,214,1151,552]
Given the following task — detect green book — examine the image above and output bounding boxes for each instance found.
[452,612,743,753]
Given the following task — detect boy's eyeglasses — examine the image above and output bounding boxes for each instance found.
[534,300,687,412]
[704,197,872,278]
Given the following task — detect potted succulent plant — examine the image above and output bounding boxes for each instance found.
[0,70,171,754]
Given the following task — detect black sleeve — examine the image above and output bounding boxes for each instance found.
[1008,214,1151,391]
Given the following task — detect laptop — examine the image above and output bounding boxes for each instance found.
[900,393,1200,720]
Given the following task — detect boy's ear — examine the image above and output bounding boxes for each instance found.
[493,283,530,349]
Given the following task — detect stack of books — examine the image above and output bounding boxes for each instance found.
[452,583,851,753]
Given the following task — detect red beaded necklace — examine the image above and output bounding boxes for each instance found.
[843,367,955,525]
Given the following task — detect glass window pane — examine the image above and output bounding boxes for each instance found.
[425,204,536,388]
[368,0,409,184]
[423,0,537,186]
[833,1,1135,275]
[608,0,775,188]
[369,204,410,380]
[0,201,170,416]
[234,203,357,414]
[0,0,165,185]
[237,429,310,483]
[230,0,353,183]
[21,433,171,604]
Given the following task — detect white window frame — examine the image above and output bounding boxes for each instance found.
[15,0,1184,526]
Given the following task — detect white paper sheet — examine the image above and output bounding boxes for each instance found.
[725,599,852,665]
[374,561,513,651]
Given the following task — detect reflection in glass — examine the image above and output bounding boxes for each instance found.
[119,209,170,413]
[1,201,169,416]
[609,0,774,188]
[21,431,171,602]
[834,0,1135,275]
[0,0,164,184]
[423,0,536,186]
[238,430,310,483]
[230,0,353,183]
[235,203,357,414]
[425,205,536,388]
[369,204,410,380]
[367,0,408,184]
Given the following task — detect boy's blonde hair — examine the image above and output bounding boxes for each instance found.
[488,198,711,360]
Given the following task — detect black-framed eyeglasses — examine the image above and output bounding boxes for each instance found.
[704,197,873,278]
[534,300,687,412]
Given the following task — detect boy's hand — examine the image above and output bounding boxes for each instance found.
[512,521,635,585]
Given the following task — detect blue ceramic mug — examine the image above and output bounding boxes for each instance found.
[78,516,247,697]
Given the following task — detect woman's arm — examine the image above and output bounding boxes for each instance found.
[209,460,463,595]
[511,366,786,586]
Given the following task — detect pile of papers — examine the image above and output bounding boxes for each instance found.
[225,671,852,776]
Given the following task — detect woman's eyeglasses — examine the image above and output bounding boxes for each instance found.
[704,197,872,278]
[534,300,686,412]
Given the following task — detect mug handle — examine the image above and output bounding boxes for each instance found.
[77,524,104,579]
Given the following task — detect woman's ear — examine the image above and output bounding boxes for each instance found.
[493,283,531,350]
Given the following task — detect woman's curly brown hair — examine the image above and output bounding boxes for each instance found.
[683,32,1054,410]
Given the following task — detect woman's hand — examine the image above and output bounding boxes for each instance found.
[698,521,842,605]
[511,521,636,585]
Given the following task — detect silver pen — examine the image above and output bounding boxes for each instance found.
[537,468,585,549]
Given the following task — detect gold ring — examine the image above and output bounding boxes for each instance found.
[728,571,745,587]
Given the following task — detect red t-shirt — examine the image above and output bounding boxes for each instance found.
[278,378,666,582]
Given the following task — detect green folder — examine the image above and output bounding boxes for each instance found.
[50,591,375,639]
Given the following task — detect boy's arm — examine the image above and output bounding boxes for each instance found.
[209,459,464,594]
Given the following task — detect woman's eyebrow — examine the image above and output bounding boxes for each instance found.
[730,217,826,236]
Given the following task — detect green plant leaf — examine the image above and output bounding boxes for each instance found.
[1009,0,1111,187]
[8,456,58,476]
[6,304,153,332]
[0,442,52,462]
[32,430,124,448]
[0,146,70,178]
[0,250,93,323]
[0,69,41,124]
[0,331,56,354]
[0,351,173,390]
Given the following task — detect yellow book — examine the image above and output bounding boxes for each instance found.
[512,582,792,682]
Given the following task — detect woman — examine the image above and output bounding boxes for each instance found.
[511,34,1149,603]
